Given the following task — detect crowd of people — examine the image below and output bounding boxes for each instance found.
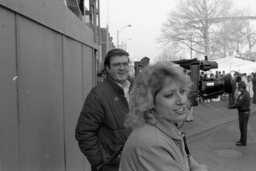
[75,48,256,171]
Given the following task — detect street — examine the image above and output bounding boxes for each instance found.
[182,98,256,171]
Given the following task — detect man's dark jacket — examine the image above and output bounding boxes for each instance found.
[75,76,131,167]
[229,90,250,112]
[252,76,256,91]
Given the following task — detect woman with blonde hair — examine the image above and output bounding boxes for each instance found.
[119,61,207,171]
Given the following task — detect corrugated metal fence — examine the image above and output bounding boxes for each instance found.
[0,0,97,170]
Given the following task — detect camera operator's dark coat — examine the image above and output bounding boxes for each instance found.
[229,90,250,112]
[75,75,131,169]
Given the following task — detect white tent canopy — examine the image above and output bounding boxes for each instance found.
[211,56,256,74]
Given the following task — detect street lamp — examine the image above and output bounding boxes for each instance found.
[117,24,132,48]
[120,38,132,50]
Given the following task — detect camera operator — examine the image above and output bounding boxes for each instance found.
[228,81,251,146]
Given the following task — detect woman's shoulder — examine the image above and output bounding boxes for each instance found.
[125,124,169,148]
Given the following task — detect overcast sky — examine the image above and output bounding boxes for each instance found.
[99,0,256,62]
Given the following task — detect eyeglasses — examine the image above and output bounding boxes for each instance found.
[111,62,130,68]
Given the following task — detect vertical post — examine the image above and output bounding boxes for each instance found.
[97,0,101,64]
[116,25,131,48]
[117,30,119,48]
[97,0,101,46]
[106,0,109,52]
[106,26,109,52]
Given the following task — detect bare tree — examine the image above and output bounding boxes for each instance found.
[212,19,246,57]
[244,22,256,52]
[209,9,256,58]
[160,0,233,60]
[156,42,184,62]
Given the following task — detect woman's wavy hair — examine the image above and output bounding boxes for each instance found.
[125,61,192,129]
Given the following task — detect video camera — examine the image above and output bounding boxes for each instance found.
[134,57,150,77]
[173,57,233,106]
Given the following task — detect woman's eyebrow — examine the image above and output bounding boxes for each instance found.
[164,89,176,93]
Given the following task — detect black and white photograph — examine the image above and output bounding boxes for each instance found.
[1,0,256,170]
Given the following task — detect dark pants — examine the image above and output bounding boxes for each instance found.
[238,111,250,145]
[253,90,256,104]
[229,92,235,106]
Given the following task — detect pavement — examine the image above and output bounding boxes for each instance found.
[181,97,256,171]
[182,96,256,138]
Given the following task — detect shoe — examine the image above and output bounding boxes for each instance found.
[236,142,246,146]
[236,141,241,144]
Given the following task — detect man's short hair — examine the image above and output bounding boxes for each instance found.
[104,48,129,68]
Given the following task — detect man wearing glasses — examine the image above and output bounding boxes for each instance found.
[75,48,132,171]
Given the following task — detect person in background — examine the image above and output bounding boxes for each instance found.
[252,72,256,104]
[234,73,242,100]
[235,73,242,83]
[185,71,194,121]
[75,48,132,171]
[241,73,248,90]
[215,71,219,78]
[185,104,194,122]
[209,73,215,80]
[119,61,207,171]
[228,81,251,146]
[246,75,253,99]
[218,71,222,78]
[222,70,226,77]
[97,69,107,83]
[228,75,237,107]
